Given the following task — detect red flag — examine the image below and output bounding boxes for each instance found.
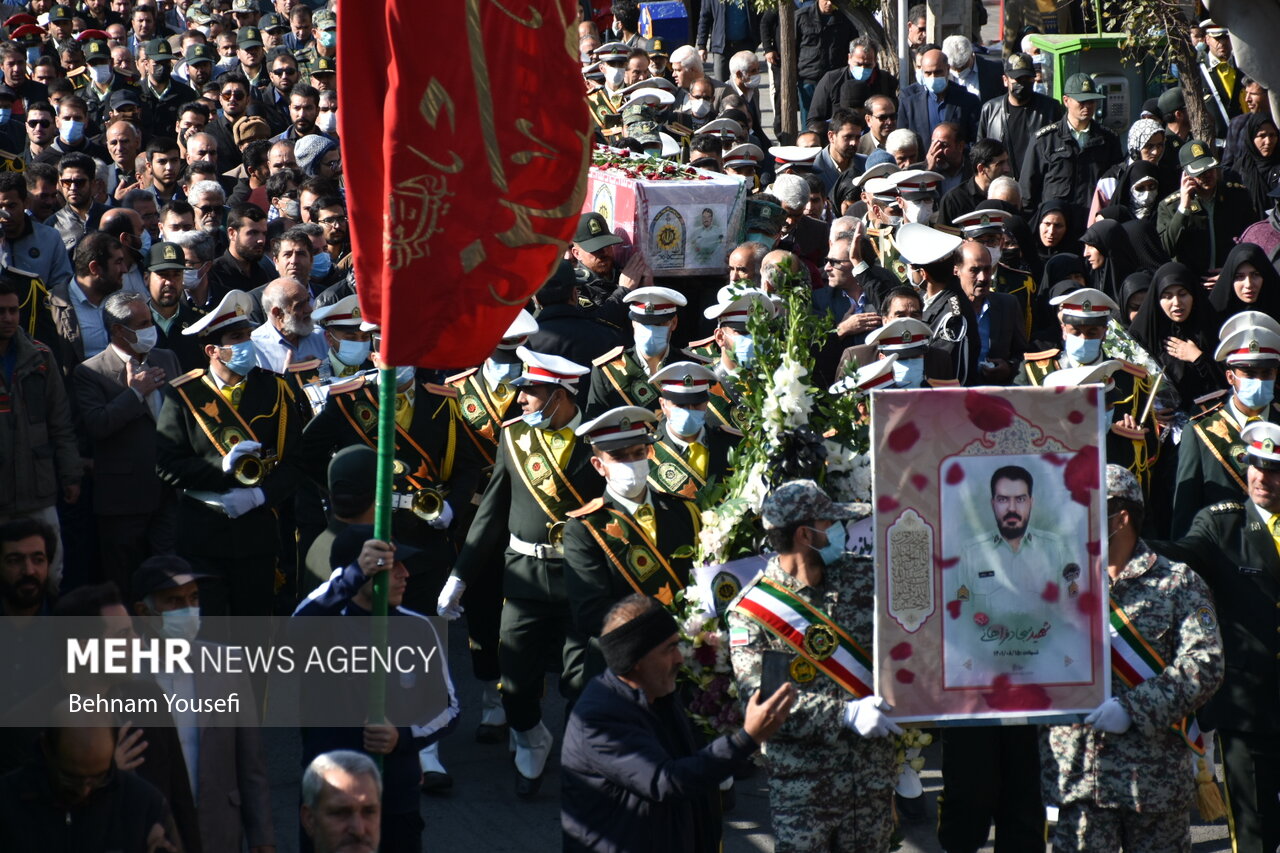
[337,0,590,369]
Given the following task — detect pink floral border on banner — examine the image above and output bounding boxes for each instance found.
[871,387,1110,723]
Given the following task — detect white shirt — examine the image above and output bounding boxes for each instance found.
[250,320,327,374]
[69,281,109,358]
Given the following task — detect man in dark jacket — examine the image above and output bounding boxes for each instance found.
[976,53,1062,180]
[898,46,980,147]
[1018,72,1122,211]
[807,38,898,127]
[561,594,794,853]
[529,260,626,409]
[761,0,855,125]
[696,0,762,84]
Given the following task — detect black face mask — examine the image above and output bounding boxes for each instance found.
[1010,80,1030,100]
[151,63,171,83]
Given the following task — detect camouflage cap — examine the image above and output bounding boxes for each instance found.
[761,479,870,530]
[1105,464,1143,505]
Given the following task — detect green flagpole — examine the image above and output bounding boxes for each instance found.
[369,364,396,751]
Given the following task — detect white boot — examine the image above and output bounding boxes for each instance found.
[418,741,452,793]
[476,680,508,743]
[512,721,553,797]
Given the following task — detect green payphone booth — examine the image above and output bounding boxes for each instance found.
[1028,33,1160,135]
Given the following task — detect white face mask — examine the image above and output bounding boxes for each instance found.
[90,63,113,85]
[687,97,712,118]
[130,325,158,353]
[603,65,624,88]
[743,72,763,89]
[986,246,1002,268]
[182,266,203,290]
[902,197,934,224]
[157,606,201,641]
[604,458,649,500]
[1132,187,1158,207]
[315,110,337,134]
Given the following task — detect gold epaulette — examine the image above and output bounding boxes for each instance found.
[424,382,458,398]
[566,497,606,518]
[1209,501,1244,514]
[287,358,322,373]
[593,345,625,367]
[446,367,479,384]
[1024,349,1060,362]
[170,368,204,387]
[501,415,523,428]
[1117,359,1148,379]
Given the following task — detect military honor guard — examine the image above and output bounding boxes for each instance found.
[438,347,605,798]
[862,317,957,389]
[586,286,686,417]
[1151,423,1280,853]
[887,169,943,226]
[726,481,900,851]
[1172,318,1280,530]
[155,289,304,616]
[863,175,908,281]
[647,361,740,498]
[283,294,376,420]
[1019,288,1123,385]
[702,289,773,430]
[562,406,700,667]
[1044,465,1223,852]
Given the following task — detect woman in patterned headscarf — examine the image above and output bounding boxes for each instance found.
[1088,118,1171,221]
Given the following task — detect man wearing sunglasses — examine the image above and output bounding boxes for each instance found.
[262,48,299,134]
[205,73,252,174]
[20,101,56,166]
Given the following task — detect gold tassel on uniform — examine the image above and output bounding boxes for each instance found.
[1196,755,1228,822]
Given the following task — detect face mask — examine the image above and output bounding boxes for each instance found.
[220,339,257,375]
[277,198,300,219]
[152,63,172,83]
[335,338,371,367]
[687,97,711,118]
[1235,376,1275,410]
[1132,188,1158,207]
[316,111,337,134]
[914,69,925,86]
[902,198,933,224]
[138,229,152,258]
[488,357,522,384]
[318,30,336,48]
[1010,80,1030,100]
[310,251,332,278]
[986,246,1002,268]
[892,357,925,387]
[634,323,670,358]
[744,72,763,89]
[157,606,201,641]
[806,523,846,565]
[521,390,562,428]
[850,65,870,82]
[196,24,211,37]
[130,324,158,353]
[25,47,40,65]
[925,74,947,94]
[395,365,416,388]
[182,266,204,290]
[667,405,705,437]
[888,214,903,228]
[745,231,776,249]
[59,118,85,144]
[733,334,755,367]
[604,65,624,88]
[90,62,112,84]
[1064,332,1102,364]
[604,458,649,500]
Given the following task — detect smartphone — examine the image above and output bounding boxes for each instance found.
[760,650,793,698]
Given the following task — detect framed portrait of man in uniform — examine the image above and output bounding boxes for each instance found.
[870,387,1109,723]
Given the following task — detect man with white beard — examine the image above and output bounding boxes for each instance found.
[250,277,325,373]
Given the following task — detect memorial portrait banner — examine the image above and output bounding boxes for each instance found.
[338,0,591,368]
[871,387,1109,723]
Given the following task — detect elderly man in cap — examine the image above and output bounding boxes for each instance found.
[647,361,740,498]
[978,53,1062,178]
[587,285,686,416]
[295,525,459,849]
[1036,466,1223,853]
[563,405,700,661]
[155,289,304,617]
[1019,72,1122,211]
[1151,421,1280,853]
[570,211,650,328]
[727,480,901,851]
[562,594,794,853]
[896,222,980,385]
[440,347,606,797]
[1173,320,1280,532]
[1155,138,1256,276]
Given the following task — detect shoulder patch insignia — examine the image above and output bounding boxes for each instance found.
[1035,123,1057,137]
[446,367,479,384]
[170,367,205,387]
[424,382,459,398]
[1195,605,1217,630]
[593,345,626,367]
[1023,349,1061,362]
[566,497,606,518]
[287,358,322,373]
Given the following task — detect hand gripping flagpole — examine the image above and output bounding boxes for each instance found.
[369,364,396,765]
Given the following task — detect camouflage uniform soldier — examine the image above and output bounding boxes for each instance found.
[727,480,900,852]
[1042,466,1224,852]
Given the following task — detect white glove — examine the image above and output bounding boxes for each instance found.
[1084,697,1132,734]
[844,696,903,738]
[221,487,265,519]
[436,575,466,620]
[221,440,262,473]
[427,500,455,530]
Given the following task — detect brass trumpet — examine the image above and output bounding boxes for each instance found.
[233,453,277,486]
[411,486,449,522]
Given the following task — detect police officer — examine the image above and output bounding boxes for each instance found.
[155,289,304,616]
[437,348,605,798]
[587,286,686,416]
[1045,465,1223,851]
[562,406,700,670]
[1173,321,1280,531]
[726,480,900,850]
[569,212,649,328]
[897,223,979,385]
[647,361,740,498]
[862,317,955,389]
[1151,423,1280,853]
[1018,72,1122,211]
[1154,139,1257,276]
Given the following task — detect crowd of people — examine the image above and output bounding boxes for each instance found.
[0,0,1279,851]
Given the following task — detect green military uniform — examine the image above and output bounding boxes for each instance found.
[155,365,304,616]
[3,266,55,364]
[1151,494,1280,853]
[563,489,699,675]
[451,413,605,731]
[648,418,739,498]
[586,345,665,416]
[709,362,750,430]
[299,374,481,610]
[1042,540,1222,850]
[1172,398,1277,532]
[867,223,907,282]
[727,554,897,851]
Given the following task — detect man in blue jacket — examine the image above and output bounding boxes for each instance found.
[898,45,980,147]
[561,594,794,853]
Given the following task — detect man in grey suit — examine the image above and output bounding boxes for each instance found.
[72,290,180,598]
[955,240,1027,385]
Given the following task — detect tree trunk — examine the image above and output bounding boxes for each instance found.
[878,0,900,77]
[1169,32,1217,142]
[778,0,798,139]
